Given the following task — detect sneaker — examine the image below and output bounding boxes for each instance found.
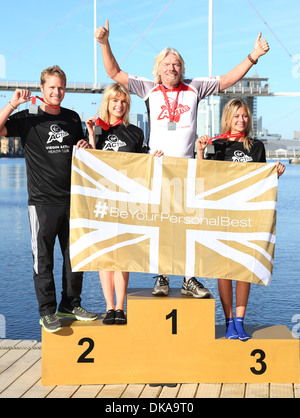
[115,309,127,325]
[56,306,97,321]
[152,275,170,296]
[103,309,115,325]
[39,314,62,333]
[181,277,211,298]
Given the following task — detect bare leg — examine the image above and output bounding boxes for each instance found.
[99,271,115,311]
[114,271,129,311]
[236,281,251,318]
[218,279,233,318]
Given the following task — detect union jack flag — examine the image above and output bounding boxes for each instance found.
[70,148,278,286]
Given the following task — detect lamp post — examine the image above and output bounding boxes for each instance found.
[208,0,215,137]
[94,0,98,87]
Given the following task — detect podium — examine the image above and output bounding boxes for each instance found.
[41,288,300,385]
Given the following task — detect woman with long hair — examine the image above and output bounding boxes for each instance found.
[80,83,162,325]
[197,98,285,340]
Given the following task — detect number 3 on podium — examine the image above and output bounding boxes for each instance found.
[165,309,267,376]
[250,349,267,375]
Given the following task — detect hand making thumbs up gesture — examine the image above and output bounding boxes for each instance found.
[95,19,110,44]
[252,32,270,60]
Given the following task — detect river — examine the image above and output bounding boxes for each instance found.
[0,158,299,341]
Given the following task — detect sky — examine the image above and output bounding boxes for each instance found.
[0,0,299,139]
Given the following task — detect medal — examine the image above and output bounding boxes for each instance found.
[95,117,123,132]
[29,95,61,113]
[160,84,183,131]
[29,97,39,115]
[209,132,245,144]
[94,118,103,135]
[168,122,176,131]
[94,126,102,135]
[207,132,245,154]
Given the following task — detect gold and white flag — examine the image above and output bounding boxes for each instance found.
[70,148,278,286]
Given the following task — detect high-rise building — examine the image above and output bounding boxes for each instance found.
[129,113,150,140]
[129,113,144,131]
[197,97,220,138]
[294,130,300,140]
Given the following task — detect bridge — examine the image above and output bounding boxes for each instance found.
[0,80,106,94]
[1,76,300,146]
[1,77,300,98]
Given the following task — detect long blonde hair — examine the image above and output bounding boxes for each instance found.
[221,99,253,152]
[152,47,185,85]
[100,83,131,126]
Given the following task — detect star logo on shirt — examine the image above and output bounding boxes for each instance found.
[47,124,69,144]
[103,134,126,151]
[232,150,253,162]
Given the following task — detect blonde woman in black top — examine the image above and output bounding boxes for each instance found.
[197,98,285,340]
[82,83,162,324]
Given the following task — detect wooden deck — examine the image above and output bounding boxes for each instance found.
[0,339,299,398]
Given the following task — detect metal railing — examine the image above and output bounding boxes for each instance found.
[266,149,300,158]
[0,81,106,94]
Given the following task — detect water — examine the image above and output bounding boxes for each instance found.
[0,158,299,342]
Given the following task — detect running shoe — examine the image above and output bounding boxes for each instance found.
[39,314,62,333]
[103,309,115,325]
[181,277,211,298]
[152,275,170,296]
[115,309,127,325]
[56,305,97,321]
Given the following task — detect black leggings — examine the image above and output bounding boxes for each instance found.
[28,205,83,316]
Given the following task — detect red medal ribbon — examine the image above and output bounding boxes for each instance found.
[159,83,183,123]
[95,117,123,131]
[208,132,245,145]
[31,95,60,109]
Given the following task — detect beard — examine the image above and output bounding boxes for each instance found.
[161,72,181,88]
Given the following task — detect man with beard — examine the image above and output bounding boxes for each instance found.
[95,20,269,298]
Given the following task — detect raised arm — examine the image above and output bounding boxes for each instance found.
[85,117,97,149]
[95,19,129,88]
[0,89,31,136]
[196,135,211,159]
[76,117,96,150]
[219,33,269,91]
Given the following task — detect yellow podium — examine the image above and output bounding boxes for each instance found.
[41,288,300,385]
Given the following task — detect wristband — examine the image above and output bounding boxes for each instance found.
[248,54,258,65]
[8,101,17,110]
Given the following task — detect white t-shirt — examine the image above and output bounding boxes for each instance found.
[128,75,219,158]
